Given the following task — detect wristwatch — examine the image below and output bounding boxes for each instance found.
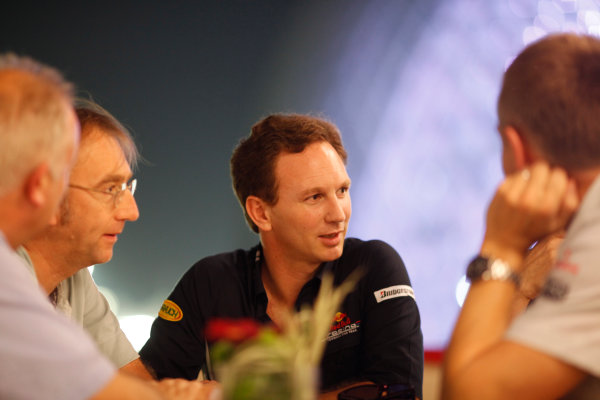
[466,255,520,286]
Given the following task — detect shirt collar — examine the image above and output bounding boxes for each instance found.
[252,244,336,298]
[251,244,267,298]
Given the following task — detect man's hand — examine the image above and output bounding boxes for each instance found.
[511,232,564,316]
[481,162,578,270]
[151,379,221,400]
[520,232,564,300]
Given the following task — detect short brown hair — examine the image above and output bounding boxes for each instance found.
[74,98,139,169]
[498,33,600,170]
[230,113,347,232]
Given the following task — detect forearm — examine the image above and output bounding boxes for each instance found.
[443,280,517,397]
[91,372,219,400]
[447,228,566,375]
[120,357,154,380]
[90,372,165,400]
[444,239,526,395]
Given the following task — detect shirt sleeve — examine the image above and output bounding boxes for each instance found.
[358,240,424,398]
[75,269,139,368]
[0,244,115,400]
[139,263,207,380]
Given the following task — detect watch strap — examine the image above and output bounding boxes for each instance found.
[466,255,520,286]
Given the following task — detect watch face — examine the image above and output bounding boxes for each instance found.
[466,256,520,285]
[466,256,488,282]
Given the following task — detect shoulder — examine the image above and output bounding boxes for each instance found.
[339,238,411,286]
[15,246,37,278]
[184,247,255,280]
[0,244,40,290]
[0,243,47,300]
[172,246,258,298]
[341,238,406,270]
[343,237,401,256]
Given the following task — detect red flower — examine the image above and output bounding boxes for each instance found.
[205,318,261,344]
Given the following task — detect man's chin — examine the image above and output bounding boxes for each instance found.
[320,242,345,262]
[92,251,114,266]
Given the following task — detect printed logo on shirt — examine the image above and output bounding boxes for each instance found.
[555,248,579,275]
[373,285,414,303]
[539,247,574,301]
[159,299,183,322]
[327,311,360,342]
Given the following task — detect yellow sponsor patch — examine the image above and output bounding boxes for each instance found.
[158,300,183,322]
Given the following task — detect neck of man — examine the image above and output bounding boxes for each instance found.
[260,241,321,310]
[0,214,21,250]
[24,241,80,295]
[0,191,38,250]
[570,167,600,200]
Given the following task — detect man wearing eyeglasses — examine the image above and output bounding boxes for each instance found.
[0,53,221,400]
[20,98,151,379]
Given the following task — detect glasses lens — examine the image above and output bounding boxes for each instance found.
[114,179,137,206]
[129,178,137,196]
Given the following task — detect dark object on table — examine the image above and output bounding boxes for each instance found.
[338,383,416,400]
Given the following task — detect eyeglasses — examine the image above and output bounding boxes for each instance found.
[69,178,137,207]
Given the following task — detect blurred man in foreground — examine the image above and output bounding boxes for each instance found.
[140,114,424,399]
[443,33,600,399]
[0,53,214,400]
[21,99,150,378]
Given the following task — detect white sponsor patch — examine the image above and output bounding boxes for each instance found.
[373,285,415,303]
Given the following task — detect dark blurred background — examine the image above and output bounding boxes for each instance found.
[2,0,594,350]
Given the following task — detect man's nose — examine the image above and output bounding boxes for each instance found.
[116,190,139,222]
[325,196,346,223]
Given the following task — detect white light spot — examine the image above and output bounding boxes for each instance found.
[589,25,600,35]
[118,314,155,351]
[455,275,470,307]
[584,10,600,26]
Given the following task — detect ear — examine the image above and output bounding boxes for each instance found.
[502,125,537,170]
[245,195,272,232]
[24,163,51,208]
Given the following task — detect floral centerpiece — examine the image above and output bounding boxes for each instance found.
[205,272,361,400]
